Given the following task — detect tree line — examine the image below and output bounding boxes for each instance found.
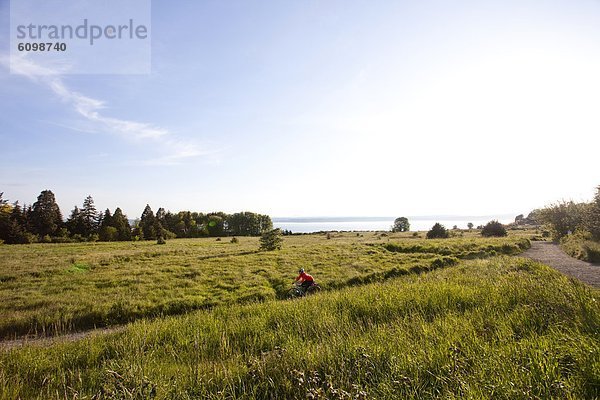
[0,190,273,244]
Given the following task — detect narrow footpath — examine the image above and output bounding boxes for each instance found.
[522,241,600,288]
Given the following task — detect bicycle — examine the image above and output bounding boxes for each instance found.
[287,282,321,298]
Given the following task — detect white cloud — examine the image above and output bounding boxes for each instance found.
[2,53,207,164]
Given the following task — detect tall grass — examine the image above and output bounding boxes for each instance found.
[0,234,529,338]
[1,256,598,399]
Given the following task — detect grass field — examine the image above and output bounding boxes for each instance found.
[1,255,598,399]
[0,232,530,339]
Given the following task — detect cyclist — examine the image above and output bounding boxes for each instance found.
[294,268,315,294]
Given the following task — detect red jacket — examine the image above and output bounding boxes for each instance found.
[296,272,314,282]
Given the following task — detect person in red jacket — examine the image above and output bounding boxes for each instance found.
[294,268,315,293]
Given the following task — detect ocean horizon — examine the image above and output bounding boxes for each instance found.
[273,215,516,233]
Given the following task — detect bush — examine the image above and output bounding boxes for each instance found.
[230,237,239,244]
[560,230,600,263]
[426,223,449,239]
[259,229,283,251]
[481,220,507,237]
[157,236,166,245]
[539,201,589,240]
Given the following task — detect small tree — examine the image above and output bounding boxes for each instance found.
[392,217,410,232]
[481,220,507,237]
[426,223,449,239]
[467,222,474,230]
[539,201,588,240]
[259,228,283,251]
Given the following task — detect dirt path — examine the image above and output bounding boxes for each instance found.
[0,326,124,351]
[522,241,600,288]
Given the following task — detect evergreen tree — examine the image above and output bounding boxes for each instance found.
[481,220,507,237]
[0,193,12,242]
[259,228,283,251]
[98,209,118,241]
[154,207,167,239]
[112,207,132,241]
[100,209,113,228]
[140,204,157,240]
[66,206,85,237]
[80,195,99,237]
[426,223,449,239]
[30,190,63,238]
[6,203,32,244]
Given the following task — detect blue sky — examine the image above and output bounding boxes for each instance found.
[1,0,599,219]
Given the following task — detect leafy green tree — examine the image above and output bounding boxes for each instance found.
[481,220,507,237]
[206,214,225,236]
[467,222,474,230]
[259,228,283,251]
[392,217,410,232]
[426,223,449,239]
[539,201,588,240]
[227,212,272,236]
[30,190,63,238]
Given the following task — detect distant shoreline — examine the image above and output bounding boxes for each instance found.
[273,215,516,233]
[272,214,515,223]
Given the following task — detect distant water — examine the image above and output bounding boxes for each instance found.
[273,215,515,233]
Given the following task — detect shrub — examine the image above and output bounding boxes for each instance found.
[157,236,166,245]
[426,223,449,239]
[539,201,589,240]
[259,229,283,251]
[481,220,507,237]
[560,230,600,263]
[230,237,239,244]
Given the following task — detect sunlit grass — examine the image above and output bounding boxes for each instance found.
[0,233,530,338]
[1,256,598,399]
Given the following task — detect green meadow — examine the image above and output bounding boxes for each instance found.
[1,232,599,399]
[0,233,529,339]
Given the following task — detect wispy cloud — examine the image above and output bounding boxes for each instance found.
[2,53,208,164]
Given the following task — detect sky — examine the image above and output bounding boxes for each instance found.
[0,0,599,219]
